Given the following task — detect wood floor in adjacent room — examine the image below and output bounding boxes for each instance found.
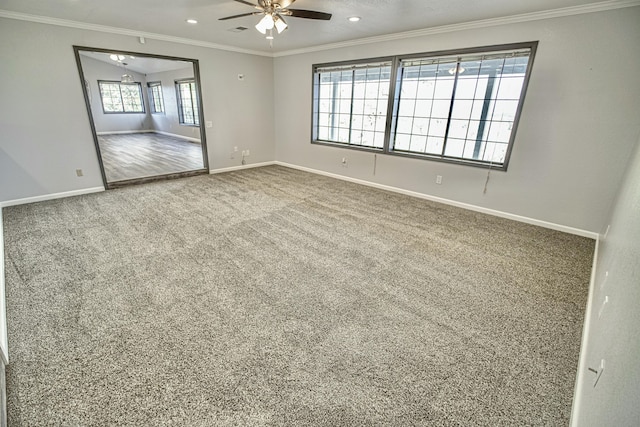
[97,132,205,182]
[1,166,594,426]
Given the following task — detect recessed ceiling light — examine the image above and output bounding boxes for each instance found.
[348,16,361,22]
[186,19,198,24]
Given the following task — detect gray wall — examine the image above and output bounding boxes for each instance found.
[0,17,275,202]
[273,8,640,234]
[572,134,640,425]
[79,55,152,133]
[146,67,201,141]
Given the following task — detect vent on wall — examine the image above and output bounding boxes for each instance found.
[228,26,249,32]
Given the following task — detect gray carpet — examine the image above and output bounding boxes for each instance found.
[2,165,593,426]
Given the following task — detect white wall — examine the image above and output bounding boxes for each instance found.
[146,67,201,141]
[0,17,275,203]
[79,55,152,133]
[273,7,640,234]
[571,133,640,425]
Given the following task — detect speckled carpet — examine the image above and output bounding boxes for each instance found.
[2,165,594,426]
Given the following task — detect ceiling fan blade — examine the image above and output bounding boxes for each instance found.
[287,9,332,20]
[219,12,259,20]
[233,0,259,7]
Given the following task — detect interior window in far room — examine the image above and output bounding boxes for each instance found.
[98,80,145,114]
[175,79,200,126]
[147,81,164,114]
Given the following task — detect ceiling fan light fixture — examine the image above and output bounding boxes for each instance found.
[255,14,275,34]
[121,62,135,84]
[274,15,288,33]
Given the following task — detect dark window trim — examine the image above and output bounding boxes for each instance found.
[98,80,145,114]
[175,78,200,126]
[311,41,538,171]
[147,81,165,114]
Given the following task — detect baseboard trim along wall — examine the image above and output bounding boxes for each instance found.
[209,161,277,175]
[569,236,600,426]
[153,131,201,144]
[95,130,154,136]
[274,161,599,239]
[0,208,8,365]
[95,130,201,144]
[0,187,105,209]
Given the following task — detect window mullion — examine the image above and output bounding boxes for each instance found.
[348,69,355,144]
[441,59,462,157]
[383,57,401,154]
[474,68,497,159]
[330,76,338,141]
[118,84,126,112]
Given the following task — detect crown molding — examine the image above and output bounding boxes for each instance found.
[0,10,272,57]
[0,0,638,59]
[273,0,640,57]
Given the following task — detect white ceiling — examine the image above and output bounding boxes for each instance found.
[0,0,620,54]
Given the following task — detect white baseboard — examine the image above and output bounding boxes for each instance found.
[96,130,153,135]
[570,236,600,426]
[274,161,598,239]
[209,161,276,175]
[0,209,8,364]
[0,187,105,208]
[96,130,201,144]
[153,131,201,144]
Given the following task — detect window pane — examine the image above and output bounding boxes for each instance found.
[409,135,427,153]
[395,133,411,151]
[426,137,444,155]
[444,138,465,158]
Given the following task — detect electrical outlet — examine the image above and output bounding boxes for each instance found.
[76,169,83,177]
[245,149,250,156]
[436,175,443,184]
[234,146,239,152]
[206,121,213,128]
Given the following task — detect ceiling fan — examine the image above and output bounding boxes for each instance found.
[219,0,332,37]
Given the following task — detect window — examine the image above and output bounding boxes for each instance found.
[314,61,392,149]
[175,79,200,126]
[147,81,164,114]
[98,81,145,113]
[312,42,537,170]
